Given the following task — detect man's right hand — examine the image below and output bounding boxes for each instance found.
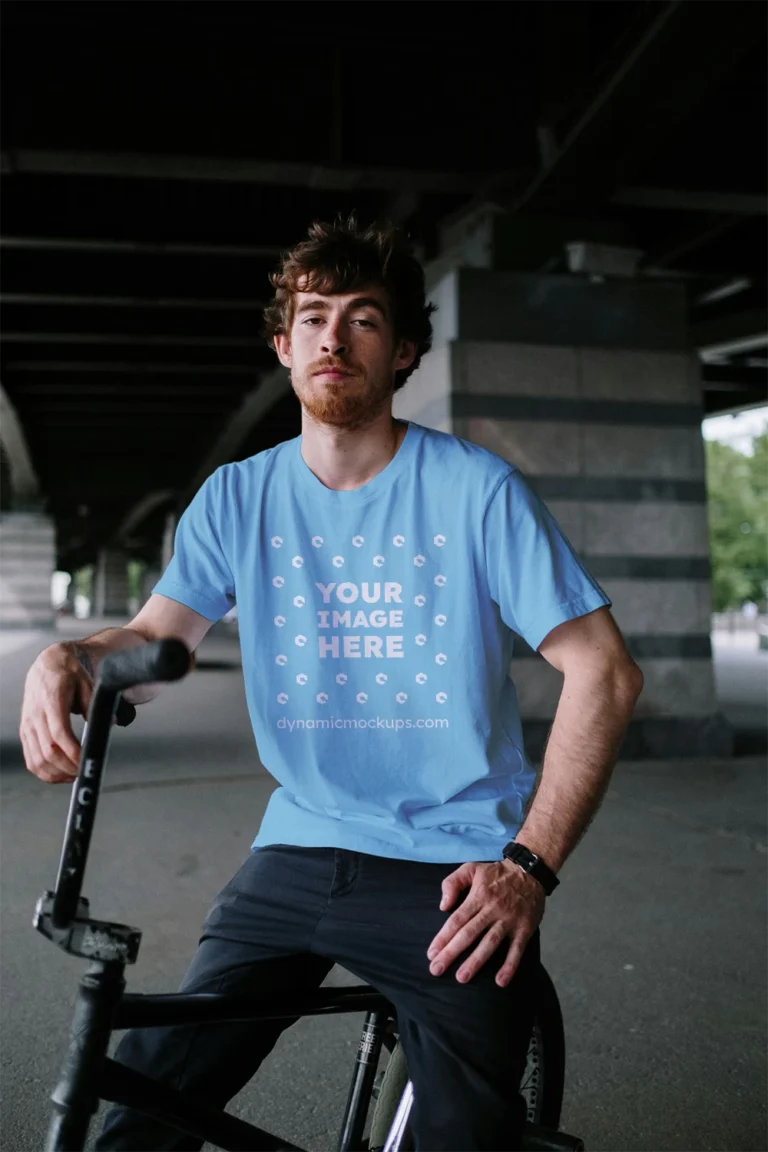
[19,595,215,784]
[20,643,93,784]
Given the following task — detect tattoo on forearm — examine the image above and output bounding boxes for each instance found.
[71,644,94,678]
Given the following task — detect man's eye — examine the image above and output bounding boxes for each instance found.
[302,317,323,325]
[353,319,375,327]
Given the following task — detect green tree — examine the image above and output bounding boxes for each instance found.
[127,559,146,602]
[749,429,768,507]
[705,431,768,611]
[72,565,94,600]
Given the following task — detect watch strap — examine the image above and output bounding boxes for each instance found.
[502,841,560,895]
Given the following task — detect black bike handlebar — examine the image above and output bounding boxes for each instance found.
[50,639,192,930]
[100,639,191,692]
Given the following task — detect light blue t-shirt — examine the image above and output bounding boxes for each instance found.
[154,421,611,863]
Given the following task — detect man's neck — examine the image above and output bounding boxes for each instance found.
[300,413,407,492]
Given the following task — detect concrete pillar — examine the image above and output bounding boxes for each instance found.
[0,512,56,629]
[0,442,11,511]
[63,583,78,617]
[93,548,129,618]
[394,265,731,759]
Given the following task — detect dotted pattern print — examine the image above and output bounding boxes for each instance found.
[271,531,449,711]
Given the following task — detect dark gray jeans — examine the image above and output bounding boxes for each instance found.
[96,844,540,1151]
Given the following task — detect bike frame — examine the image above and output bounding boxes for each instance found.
[34,643,583,1152]
[45,955,401,1151]
[33,644,406,1152]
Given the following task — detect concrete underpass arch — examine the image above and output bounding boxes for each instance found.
[115,489,175,544]
[0,382,40,506]
[0,383,55,627]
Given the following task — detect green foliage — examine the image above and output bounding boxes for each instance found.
[705,431,768,611]
[127,559,146,601]
[72,565,93,598]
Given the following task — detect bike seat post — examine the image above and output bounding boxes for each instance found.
[45,960,126,1152]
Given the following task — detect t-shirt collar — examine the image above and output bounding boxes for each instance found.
[292,421,417,506]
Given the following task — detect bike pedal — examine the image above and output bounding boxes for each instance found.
[33,891,142,964]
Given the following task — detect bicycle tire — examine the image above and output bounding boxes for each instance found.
[368,965,566,1151]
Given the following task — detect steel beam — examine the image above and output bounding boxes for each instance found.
[0,149,496,194]
[612,188,767,216]
[0,236,283,258]
[694,279,753,307]
[699,334,768,360]
[692,308,768,358]
[4,360,258,375]
[494,1,766,212]
[0,316,262,343]
[0,293,266,311]
[496,2,680,209]
[0,332,264,347]
[22,390,232,406]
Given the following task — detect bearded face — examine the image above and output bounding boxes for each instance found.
[291,352,394,431]
[274,286,415,431]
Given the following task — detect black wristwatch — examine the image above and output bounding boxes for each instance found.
[502,841,560,896]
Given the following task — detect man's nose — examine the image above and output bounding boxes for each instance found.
[320,323,347,356]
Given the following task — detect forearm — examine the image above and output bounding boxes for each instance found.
[514,668,642,873]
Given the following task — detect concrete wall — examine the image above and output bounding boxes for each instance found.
[0,444,13,513]
[394,268,729,758]
[0,512,55,629]
[92,548,130,618]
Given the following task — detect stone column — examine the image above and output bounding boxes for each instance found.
[0,448,12,514]
[92,548,129,618]
[394,266,730,759]
[0,512,56,629]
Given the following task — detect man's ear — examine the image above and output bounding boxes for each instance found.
[395,338,417,374]
[274,333,292,368]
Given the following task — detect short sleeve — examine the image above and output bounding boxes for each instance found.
[153,469,235,621]
[483,470,612,652]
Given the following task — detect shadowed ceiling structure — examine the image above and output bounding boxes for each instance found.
[1,0,766,570]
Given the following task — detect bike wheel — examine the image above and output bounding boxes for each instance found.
[521,965,565,1130]
[368,1040,413,1152]
[368,964,566,1150]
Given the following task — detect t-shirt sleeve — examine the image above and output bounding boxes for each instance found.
[152,469,236,621]
[483,469,612,652]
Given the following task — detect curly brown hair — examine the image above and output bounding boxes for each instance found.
[262,214,436,393]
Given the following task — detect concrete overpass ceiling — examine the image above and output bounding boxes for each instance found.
[0,0,765,570]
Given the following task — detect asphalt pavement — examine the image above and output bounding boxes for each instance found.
[1,621,765,1152]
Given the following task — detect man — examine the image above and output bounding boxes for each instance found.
[21,215,643,1150]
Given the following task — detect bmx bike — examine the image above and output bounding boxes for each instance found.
[34,639,585,1152]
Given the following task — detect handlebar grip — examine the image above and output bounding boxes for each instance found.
[99,638,191,691]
